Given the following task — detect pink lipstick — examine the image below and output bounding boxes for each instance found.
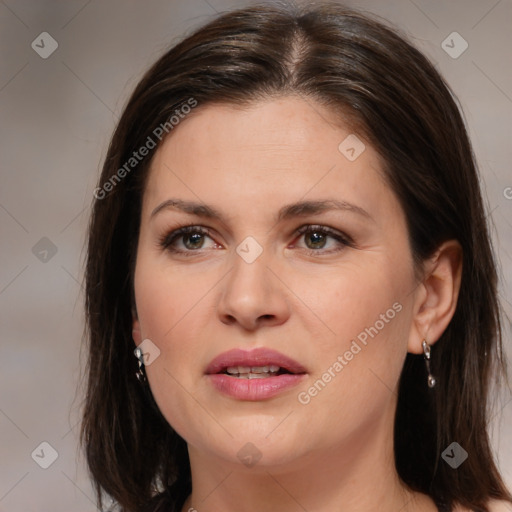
[205,348,307,401]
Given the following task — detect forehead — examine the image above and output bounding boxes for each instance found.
[142,96,395,223]
[154,96,363,162]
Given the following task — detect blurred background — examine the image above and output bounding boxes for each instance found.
[0,0,511,510]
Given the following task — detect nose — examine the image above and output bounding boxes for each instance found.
[217,247,291,331]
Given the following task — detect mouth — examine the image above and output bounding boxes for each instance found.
[205,347,307,377]
[205,348,307,400]
[223,365,289,379]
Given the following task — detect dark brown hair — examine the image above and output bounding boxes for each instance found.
[82,3,511,511]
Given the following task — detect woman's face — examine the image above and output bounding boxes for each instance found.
[133,96,422,469]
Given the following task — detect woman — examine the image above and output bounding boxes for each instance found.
[82,3,512,512]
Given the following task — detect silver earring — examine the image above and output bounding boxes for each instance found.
[134,347,147,383]
[422,340,436,388]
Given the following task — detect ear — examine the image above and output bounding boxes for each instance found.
[132,308,142,346]
[407,240,463,355]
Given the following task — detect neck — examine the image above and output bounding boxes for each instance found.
[182,409,437,512]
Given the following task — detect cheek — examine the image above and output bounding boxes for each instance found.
[293,255,410,353]
[134,265,208,384]
[134,249,215,344]
[133,255,219,437]
[292,259,412,418]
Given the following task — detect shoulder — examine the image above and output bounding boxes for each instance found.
[484,500,512,512]
[453,500,512,512]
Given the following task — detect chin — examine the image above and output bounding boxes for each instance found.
[197,420,312,468]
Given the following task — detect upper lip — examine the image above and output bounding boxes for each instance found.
[205,348,307,375]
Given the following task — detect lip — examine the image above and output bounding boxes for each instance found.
[205,348,307,401]
[205,348,307,375]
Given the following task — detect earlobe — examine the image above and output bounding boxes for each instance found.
[407,240,463,355]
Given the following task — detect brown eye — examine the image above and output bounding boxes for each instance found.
[182,231,206,249]
[160,226,217,254]
[304,230,328,249]
[294,225,353,255]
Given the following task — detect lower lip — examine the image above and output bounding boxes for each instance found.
[207,373,306,400]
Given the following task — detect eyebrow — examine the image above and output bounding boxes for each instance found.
[150,198,373,222]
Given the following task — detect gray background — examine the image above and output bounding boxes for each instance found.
[1,0,511,510]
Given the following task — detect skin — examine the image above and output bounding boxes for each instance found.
[132,96,464,512]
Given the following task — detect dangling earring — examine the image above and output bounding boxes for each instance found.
[134,347,147,383]
[422,340,436,388]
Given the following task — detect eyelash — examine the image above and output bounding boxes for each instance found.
[158,224,354,257]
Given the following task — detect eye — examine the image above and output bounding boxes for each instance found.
[159,225,220,254]
[293,225,353,254]
[159,224,353,257]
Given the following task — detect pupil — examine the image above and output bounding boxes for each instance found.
[185,233,204,249]
[307,231,325,249]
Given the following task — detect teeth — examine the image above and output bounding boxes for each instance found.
[249,373,266,379]
[225,365,281,377]
[251,366,269,373]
